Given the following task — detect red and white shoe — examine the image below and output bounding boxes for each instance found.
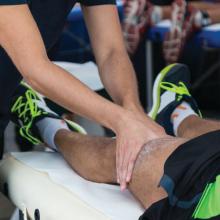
[163,0,211,64]
[163,0,187,64]
[123,0,162,54]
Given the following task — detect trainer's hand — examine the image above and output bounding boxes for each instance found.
[115,110,165,190]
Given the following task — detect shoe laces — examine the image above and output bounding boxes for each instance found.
[11,89,44,124]
[11,88,45,145]
[160,81,191,101]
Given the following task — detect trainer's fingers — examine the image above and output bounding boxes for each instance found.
[126,155,136,183]
[118,140,127,186]
[116,142,121,184]
[119,148,131,190]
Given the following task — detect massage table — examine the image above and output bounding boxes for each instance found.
[0,151,144,220]
[53,61,104,91]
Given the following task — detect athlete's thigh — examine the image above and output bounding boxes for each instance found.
[129,138,185,208]
[139,130,220,220]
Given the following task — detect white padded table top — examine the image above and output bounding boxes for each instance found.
[0,152,144,220]
[53,61,104,91]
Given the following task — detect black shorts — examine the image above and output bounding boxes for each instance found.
[140,130,220,220]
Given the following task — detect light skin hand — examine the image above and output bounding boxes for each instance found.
[116,110,167,190]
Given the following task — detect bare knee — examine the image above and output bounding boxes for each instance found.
[129,137,184,208]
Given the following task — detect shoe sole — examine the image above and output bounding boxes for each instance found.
[65,119,87,135]
[148,63,178,119]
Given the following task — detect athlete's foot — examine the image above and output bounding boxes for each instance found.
[10,82,86,148]
[148,63,202,136]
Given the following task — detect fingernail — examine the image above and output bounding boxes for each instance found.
[126,176,130,182]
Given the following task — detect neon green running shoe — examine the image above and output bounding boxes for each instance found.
[10,82,86,145]
[148,63,202,135]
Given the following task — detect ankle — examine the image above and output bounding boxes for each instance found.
[177,115,199,137]
[171,102,198,136]
[55,129,78,147]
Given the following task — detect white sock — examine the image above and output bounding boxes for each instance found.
[36,118,69,151]
[35,99,69,150]
[171,101,197,136]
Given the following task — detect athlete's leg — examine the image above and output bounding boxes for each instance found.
[145,64,220,217]
[177,115,220,139]
[56,131,116,183]
[147,64,220,220]
[149,63,220,139]
[56,129,187,208]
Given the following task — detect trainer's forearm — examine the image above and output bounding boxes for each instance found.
[27,61,125,131]
[98,49,143,112]
[82,5,143,112]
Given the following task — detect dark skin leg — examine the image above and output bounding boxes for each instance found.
[177,115,220,139]
[55,130,187,208]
